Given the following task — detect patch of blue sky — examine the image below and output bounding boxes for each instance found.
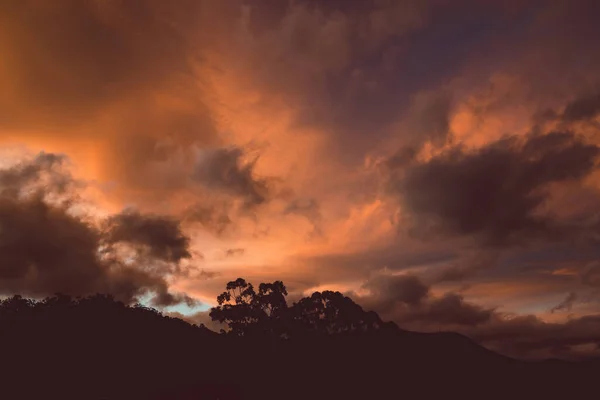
[137,293,210,315]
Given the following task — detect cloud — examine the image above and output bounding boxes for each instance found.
[431,252,501,283]
[193,146,273,209]
[466,314,600,360]
[387,131,600,245]
[103,209,191,264]
[98,99,218,198]
[284,198,321,221]
[297,245,457,286]
[402,89,455,150]
[198,270,220,280]
[351,271,600,359]
[0,0,227,128]
[581,262,600,287]
[562,90,600,123]
[0,153,196,306]
[356,273,493,328]
[228,0,429,164]
[396,293,493,330]
[550,292,578,314]
[284,198,323,237]
[0,0,235,204]
[535,89,600,129]
[224,248,245,257]
[0,152,75,198]
[404,292,494,327]
[182,200,234,237]
[433,264,481,284]
[361,274,429,307]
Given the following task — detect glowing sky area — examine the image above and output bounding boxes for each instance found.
[1,0,600,359]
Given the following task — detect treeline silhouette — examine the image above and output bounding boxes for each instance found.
[1,279,599,400]
[209,278,397,338]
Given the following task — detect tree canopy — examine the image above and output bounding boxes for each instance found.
[209,278,395,338]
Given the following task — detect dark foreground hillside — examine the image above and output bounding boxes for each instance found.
[1,293,598,400]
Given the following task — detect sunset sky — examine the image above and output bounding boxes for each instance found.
[1,0,600,359]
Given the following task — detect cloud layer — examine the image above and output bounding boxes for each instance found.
[2,0,600,359]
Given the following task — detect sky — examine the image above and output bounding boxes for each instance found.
[1,0,600,359]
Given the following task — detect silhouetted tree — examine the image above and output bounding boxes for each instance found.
[289,291,383,336]
[255,281,289,338]
[209,278,260,336]
[0,295,35,317]
[209,278,385,339]
[209,278,289,337]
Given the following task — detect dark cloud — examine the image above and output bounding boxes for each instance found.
[0,193,102,294]
[354,271,600,359]
[362,274,429,308]
[550,292,578,314]
[0,153,195,306]
[182,159,282,236]
[405,293,494,326]
[182,200,234,237]
[466,314,600,360]
[103,209,191,264]
[388,131,600,245]
[431,253,500,283]
[284,198,323,237]
[534,89,600,130]
[381,90,455,174]
[233,0,430,163]
[224,248,245,257]
[194,147,273,209]
[434,265,479,283]
[198,270,220,280]
[151,291,198,308]
[284,198,321,222]
[356,273,492,328]
[403,90,454,149]
[561,90,600,123]
[384,146,420,171]
[0,152,73,197]
[298,247,457,284]
[581,262,600,287]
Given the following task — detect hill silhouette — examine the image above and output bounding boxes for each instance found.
[0,279,598,400]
